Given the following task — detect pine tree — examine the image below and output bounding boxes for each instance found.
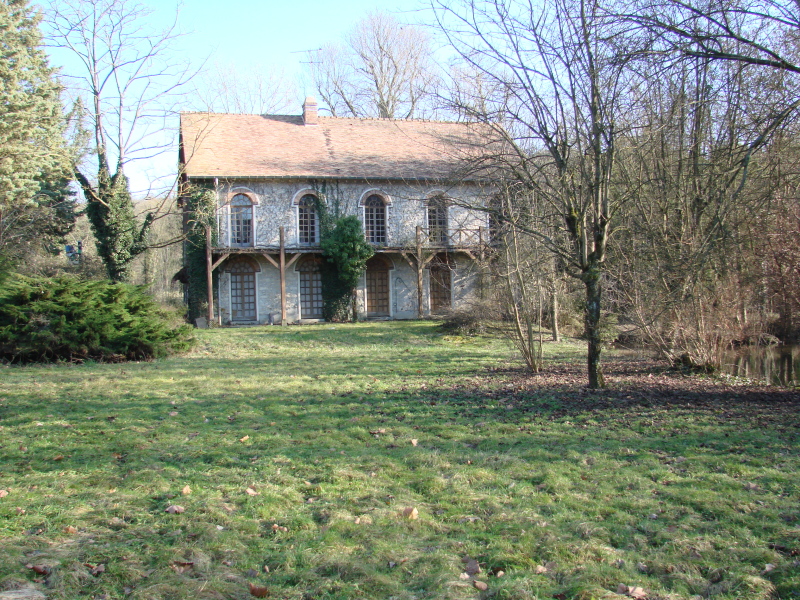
[0,0,72,276]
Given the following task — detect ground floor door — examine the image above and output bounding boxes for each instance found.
[429,262,452,314]
[366,257,390,317]
[298,256,324,319]
[231,270,256,321]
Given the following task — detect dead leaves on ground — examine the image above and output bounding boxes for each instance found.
[248,582,269,597]
[164,504,185,514]
[400,506,419,520]
[617,583,647,599]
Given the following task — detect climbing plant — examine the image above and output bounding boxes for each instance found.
[184,185,217,322]
[311,188,373,322]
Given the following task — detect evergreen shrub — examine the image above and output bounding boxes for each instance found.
[0,275,194,363]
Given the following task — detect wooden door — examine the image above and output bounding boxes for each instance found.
[366,259,390,316]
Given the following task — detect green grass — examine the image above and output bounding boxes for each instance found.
[0,321,798,600]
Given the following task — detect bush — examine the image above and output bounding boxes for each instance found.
[0,275,194,363]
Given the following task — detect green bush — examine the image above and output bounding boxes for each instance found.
[0,275,194,363]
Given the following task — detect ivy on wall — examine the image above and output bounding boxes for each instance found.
[311,186,374,322]
[184,185,217,322]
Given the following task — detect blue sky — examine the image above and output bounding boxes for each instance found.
[43,0,438,196]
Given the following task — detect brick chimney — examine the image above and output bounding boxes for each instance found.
[303,97,318,125]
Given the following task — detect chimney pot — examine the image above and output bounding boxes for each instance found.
[303,97,318,125]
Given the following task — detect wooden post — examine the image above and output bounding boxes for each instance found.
[205,225,214,323]
[279,226,287,326]
[416,226,424,318]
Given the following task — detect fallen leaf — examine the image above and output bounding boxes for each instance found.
[411,439,418,446]
[16,507,26,515]
[85,563,105,576]
[171,561,194,574]
[387,561,397,568]
[473,580,488,591]
[165,504,185,514]
[463,558,481,576]
[636,562,648,573]
[401,506,419,520]
[65,525,78,534]
[627,586,647,599]
[240,435,250,442]
[246,487,259,496]
[248,582,269,598]
[494,570,505,577]
[53,455,64,461]
[534,565,548,574]
[246,568,258,578]
[26,563,50,575]
[763,563,776,574]
[0,489,7,498]
[459,572,470,580]
[169,411,179,417]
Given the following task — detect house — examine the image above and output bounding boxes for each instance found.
[178,98,490,325]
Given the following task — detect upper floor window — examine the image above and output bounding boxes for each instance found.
[230,194,253,246]
[364,195,387,244]
[427,196,448,245]
[298,194,318,244]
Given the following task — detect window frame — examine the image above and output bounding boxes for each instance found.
[296,193,320,245]
[363,194,388,244]
[228,193,255,247]
[426,195,449,246]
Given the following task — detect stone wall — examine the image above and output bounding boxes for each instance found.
[212,178,488,324]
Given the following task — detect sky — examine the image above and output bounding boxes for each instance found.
[42,0,439,197]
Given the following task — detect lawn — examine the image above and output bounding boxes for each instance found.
[0,321,798,600]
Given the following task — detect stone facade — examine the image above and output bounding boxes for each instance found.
[179,103,492,325]
[211,179,487,324]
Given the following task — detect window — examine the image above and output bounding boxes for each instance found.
[427,196,448,245]
[230,194,254,246]
[298,194,318,244]
[364,195,387,244]
[229,259,257,320]
[297,256,323,319]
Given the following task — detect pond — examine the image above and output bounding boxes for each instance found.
[720,345,800,387]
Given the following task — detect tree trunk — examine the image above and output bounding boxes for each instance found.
[550,276,560,343]
[583,268,604,388]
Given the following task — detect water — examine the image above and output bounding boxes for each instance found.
[720,345,800,387]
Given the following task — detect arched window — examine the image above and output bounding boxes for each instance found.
[297,255,323,319]
[227,258,258,321]
[427,196,448,245]
[364,195,387,244]
[298,194,318,245]
[230,194,254,246]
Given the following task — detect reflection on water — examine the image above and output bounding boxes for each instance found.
[720,345,800,386]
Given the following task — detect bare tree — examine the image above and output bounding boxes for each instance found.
[308,11,440,118]
[44,0,193,281]
[434,0,638,387]
[191,61,297,114]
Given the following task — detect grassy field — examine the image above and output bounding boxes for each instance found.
[0,321,798,600]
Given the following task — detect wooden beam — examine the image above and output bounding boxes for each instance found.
[205,225,214,323]
[285,252,301,270]
[210,253,230,272]
[416,226,424,318]
[262,253,279,269]
[279,226,287,326]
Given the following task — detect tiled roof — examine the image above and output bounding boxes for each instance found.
[180,112,488,181]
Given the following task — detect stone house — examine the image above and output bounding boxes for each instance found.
[178,98,490,325]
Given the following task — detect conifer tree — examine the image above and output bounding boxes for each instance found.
[0,0,72,276]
